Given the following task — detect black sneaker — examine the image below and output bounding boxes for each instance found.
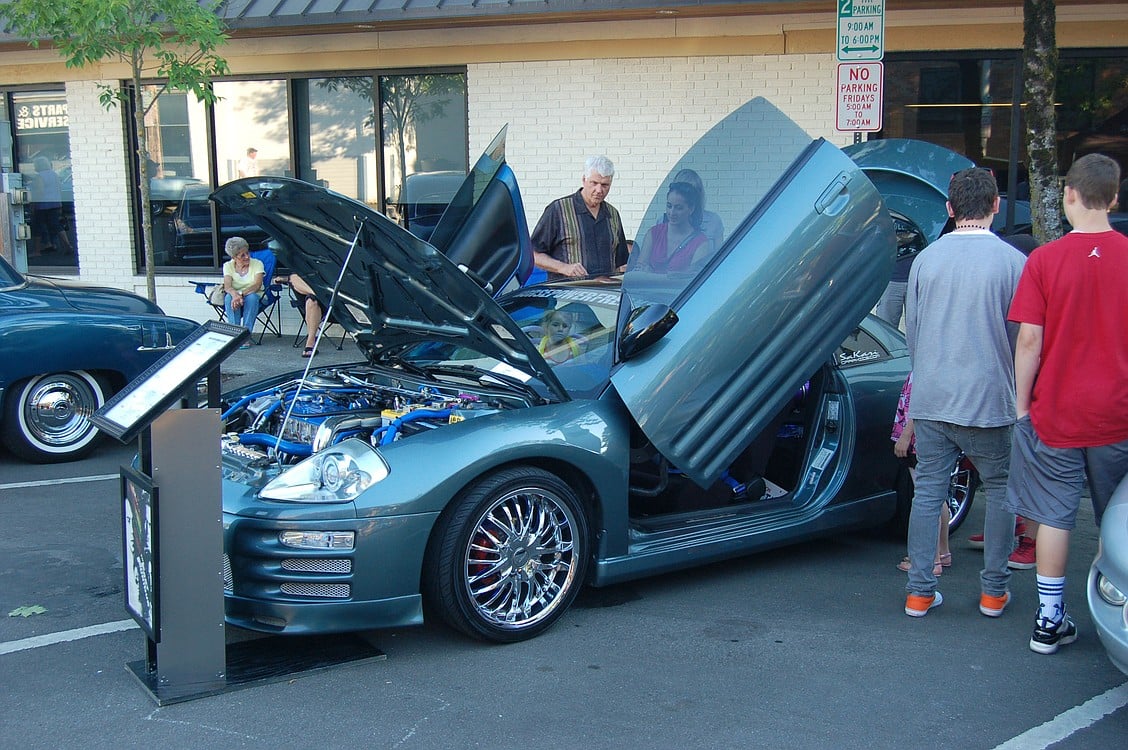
[1029,614,1078,654]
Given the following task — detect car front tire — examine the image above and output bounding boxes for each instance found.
[423,466,590,643]
[1,371,107,463]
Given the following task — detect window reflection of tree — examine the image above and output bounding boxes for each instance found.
[316,74,466,218]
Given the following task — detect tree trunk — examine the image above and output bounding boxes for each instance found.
[134,72,157,302]
[1023,0,1061,243]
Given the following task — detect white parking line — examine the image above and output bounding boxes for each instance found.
[991,681,1128,750]
[0,474,118,491]
[0,619,137,655]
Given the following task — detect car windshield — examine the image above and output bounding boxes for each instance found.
[621,97,814,309]
[0,254,24,288]
[399,285,620,399]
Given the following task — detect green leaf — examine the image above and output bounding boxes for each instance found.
[8,605,48,617]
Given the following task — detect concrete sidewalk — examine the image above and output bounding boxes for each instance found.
[219,322,360,391]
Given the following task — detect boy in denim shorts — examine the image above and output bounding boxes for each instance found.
[1006,153,1128,654]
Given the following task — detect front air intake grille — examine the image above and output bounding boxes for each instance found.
[223,554,233,593]
[280,582,351,599]
[281,558,352,574]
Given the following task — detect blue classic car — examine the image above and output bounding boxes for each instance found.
[0,258,198,462]
[210,99,964,642]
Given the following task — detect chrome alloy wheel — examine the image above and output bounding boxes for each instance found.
[462,486,580,630]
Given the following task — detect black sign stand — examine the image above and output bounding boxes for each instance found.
[94,321,383,706]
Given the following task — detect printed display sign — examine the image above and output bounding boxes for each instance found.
[92,320,248,443]
[122,467,159,641]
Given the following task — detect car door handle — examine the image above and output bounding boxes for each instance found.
[814,172,851,216]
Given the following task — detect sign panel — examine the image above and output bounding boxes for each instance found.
[91,320,248,443]
[837,0,885,62]
[835,62,884,132]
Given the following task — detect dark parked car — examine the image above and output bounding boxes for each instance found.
[211,99,960,643]
[0,256,198,462]
[167,183,269,265]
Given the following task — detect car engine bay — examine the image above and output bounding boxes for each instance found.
[220,364,531,467]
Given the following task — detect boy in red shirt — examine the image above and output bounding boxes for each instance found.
[1006,153,1128,654]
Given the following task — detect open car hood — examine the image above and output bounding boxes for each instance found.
[611,98,897,487]
[211,130,564,398]
[843,138,974,244]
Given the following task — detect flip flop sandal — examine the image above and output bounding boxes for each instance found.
[302,346,315,358]
[897,556,943,576]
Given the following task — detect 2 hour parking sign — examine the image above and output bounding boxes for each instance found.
[837,0,884,62]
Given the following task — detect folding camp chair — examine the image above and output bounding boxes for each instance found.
[190,279,227,321]
[189,248,283,343]
[287,282,347,351]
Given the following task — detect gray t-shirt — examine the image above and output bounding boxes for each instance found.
[905,230,1026,428]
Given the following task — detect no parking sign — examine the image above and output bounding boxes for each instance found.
[835,62,883,132]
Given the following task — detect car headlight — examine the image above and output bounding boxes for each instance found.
[260,438,389,503]
[1096,572,1128,607]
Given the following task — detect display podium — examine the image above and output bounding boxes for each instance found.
[92,321,383,705]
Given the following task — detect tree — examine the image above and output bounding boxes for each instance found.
[0,0,230,302]
[1023,0,1063,243]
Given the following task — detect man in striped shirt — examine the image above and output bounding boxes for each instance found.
[532,155,629,280]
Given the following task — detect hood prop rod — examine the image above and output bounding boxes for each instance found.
[272,219,366,458]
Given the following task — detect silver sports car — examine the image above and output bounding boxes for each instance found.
[211,98,954,642]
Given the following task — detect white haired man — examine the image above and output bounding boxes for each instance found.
[531,155,629,279]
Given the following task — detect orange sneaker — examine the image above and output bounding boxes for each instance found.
[905,591,943,617]
[979,591,1010,617]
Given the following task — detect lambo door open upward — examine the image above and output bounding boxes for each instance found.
[612,98,896,488]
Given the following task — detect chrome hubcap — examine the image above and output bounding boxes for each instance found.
[22,374,99,447]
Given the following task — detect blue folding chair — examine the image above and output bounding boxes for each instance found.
[190,278,228,321]
[249,247,283,344]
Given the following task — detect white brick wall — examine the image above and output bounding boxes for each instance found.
[468,54,845,238]
[66,81,137,291]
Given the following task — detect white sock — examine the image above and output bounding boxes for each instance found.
[1036,574,1065,624]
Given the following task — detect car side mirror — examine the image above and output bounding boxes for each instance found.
[618,303,678,361]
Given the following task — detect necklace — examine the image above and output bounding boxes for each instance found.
[954,222,990,231]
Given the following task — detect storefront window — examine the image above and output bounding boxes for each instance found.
[302,77,379,206]
[213,80,292,183]
[880,52,1128,208]
[145,88,211,266]
[881,57,1020,185]
[133,71,467,270]
[381,73,468,238]
[12,91,76,271]
[1056,57,1128,182]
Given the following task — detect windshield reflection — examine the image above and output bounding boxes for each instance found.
[622,97,814,308]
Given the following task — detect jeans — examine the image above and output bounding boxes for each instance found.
[224,292,261,333]
[875,280,907,329]
[907,419,1014,597]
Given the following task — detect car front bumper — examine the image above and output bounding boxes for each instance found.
[223,510,437,635]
